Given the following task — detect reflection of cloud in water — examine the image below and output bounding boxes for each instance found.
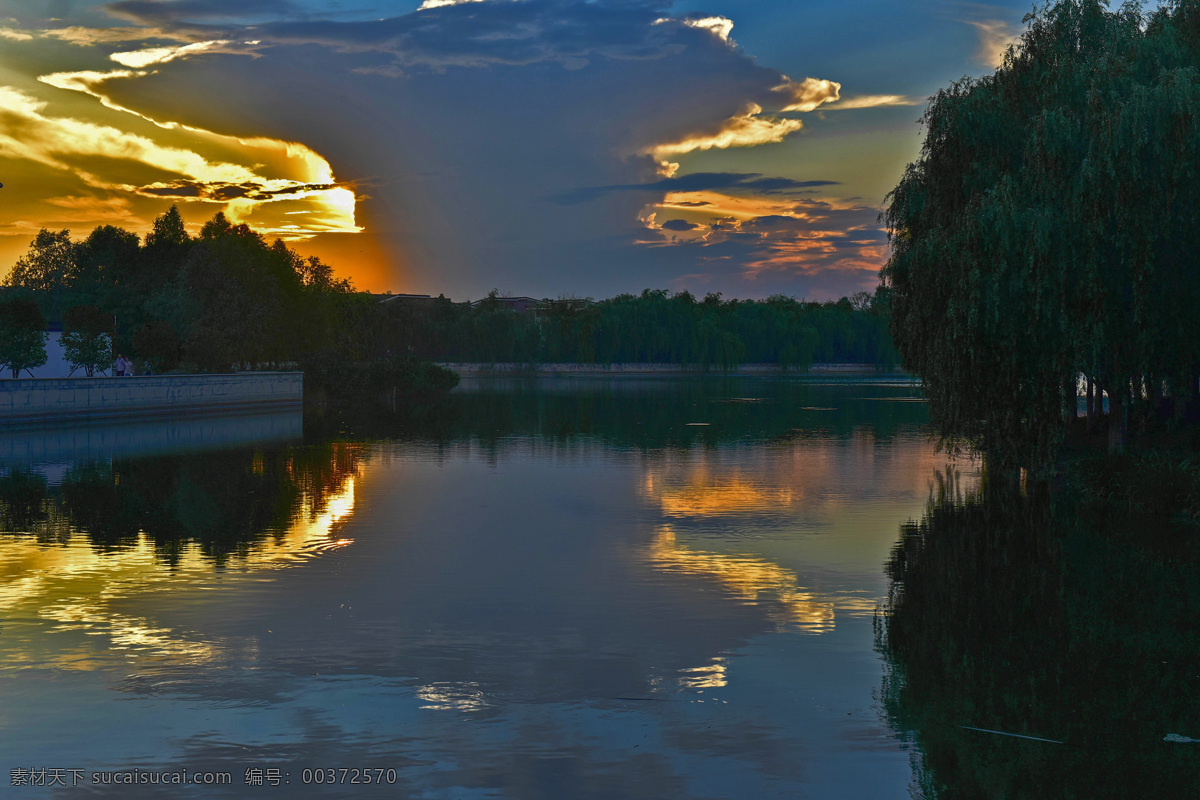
[647,473,795,518]
[647,525,838,633]
[0,476,357,669]
[678,656,728,689]
[416,681,490,712]
[243,476,357,566]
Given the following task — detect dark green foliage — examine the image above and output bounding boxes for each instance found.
[377,289,897,369]
[0,297,47,378]
[3,203,892,391]
[132,320,179,373]
[879,476,1200,797]
[61,304,112,377]
[0,206,414,386]
[5,229,75,317]
[303,354,460,405]
[1068,451,1200,518]
[883,0,1200,470]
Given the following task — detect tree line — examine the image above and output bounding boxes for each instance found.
[0,207,898,380]
[884,0,1200,470]
[377,288,898,369]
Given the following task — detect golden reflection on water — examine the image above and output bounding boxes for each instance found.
[648,525,840,634]
[639,437,965,641]
[677,656,728,689]
[416,681,490,712]
[0,476,358,670]
[646,472,796,518]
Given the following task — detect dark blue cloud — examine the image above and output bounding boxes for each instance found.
[66,0,869,299]
[554,173,838,204]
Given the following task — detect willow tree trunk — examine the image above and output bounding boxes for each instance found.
[1086,376,1096,429]
[1108,389,1127,453]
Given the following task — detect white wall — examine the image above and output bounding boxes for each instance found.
[18,331,95,379]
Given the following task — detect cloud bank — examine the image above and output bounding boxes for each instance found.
[0,0,883,298]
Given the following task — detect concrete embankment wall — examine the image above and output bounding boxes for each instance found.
[441,362,906,377]
[0,409,302,469]
[0,372,303,423]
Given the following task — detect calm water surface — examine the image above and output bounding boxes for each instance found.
[3,377,968,798]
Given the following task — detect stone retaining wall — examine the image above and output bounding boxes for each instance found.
[0,372,303,423]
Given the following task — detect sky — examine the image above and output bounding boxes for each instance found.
[0,0,1038,300]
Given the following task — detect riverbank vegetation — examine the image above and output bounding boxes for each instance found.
[0,207,458,400]
[2,207,897,392]
[883,0,1200,472]
[376,288,897,369]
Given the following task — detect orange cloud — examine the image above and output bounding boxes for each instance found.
[641,190,888,281]
[967,19,1020,69]
[109,40,235,68]
[826,94,923,110]
[774,76,841,112]
[23,65,361,241]
[650,104,804,160]
[679,16,735,44]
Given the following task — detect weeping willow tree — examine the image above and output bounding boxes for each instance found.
[883,0,1200,470]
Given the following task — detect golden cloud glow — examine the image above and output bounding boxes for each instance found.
[22,68,361,239]
[650,104,803,160]
[641,190,889,279]
[110,40,233,69]
[419,0,490,8]
[657,190,801,220]
[41,26,178,45]
[967,19,1020,69]
[827,94,922,110]
[682,16,735,44]
[0,27,33,41]
[0,86,256,185]
[774,76,841,112]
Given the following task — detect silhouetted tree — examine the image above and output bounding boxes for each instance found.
[0,297,47,378]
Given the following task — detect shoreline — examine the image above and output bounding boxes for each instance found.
[439,362,911,377]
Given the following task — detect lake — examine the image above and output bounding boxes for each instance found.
[3,377,1193,798]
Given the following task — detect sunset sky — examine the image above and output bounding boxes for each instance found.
[0,0,1039,300]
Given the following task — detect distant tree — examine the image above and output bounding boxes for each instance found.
[297,253,353,293]
[5,229,75,292]
[0,298,47,378]
[61,305,112,377]
[144,205,189,249]
[139,205,192,295]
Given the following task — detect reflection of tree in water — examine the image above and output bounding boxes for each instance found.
[0,443,366,565]
[309,378,927,451]
[0,468,72,544]
[878,471,1200,798]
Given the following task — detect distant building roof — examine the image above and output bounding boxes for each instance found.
[468,296,547,313]
[375,293,434,304]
